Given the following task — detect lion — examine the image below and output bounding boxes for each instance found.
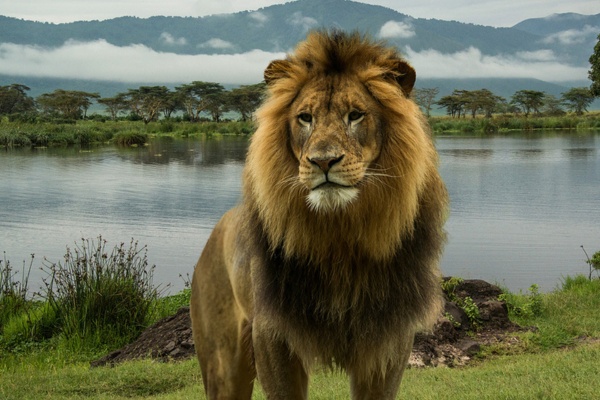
[190,30,448,399]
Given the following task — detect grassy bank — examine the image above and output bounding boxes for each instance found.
[2,114,600,148]
[2,238,599,398]
[0,120,255,148]
[430,112,600,134]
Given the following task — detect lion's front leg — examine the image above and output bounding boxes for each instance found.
[252,317,308,400]
[348,334,414,400]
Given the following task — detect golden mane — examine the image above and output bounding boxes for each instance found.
[245,30,442,267]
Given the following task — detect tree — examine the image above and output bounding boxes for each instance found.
[228,83,266,121]
[589,33,600,97]
[175,81,226,122]
[511,90,545,117]
[98,94,129,120]
[0,84,36,116]
[37,90,99,120]
[541,94,565,116]
[561,87,595,115]
[413,87,439,117]
[436,90,467,118]
[124,86,170,124]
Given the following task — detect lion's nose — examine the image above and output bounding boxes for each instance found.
[308,155,344,173]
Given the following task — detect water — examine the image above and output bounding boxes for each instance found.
[1,132,599,293]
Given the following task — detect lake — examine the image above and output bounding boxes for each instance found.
[1,131,599,294]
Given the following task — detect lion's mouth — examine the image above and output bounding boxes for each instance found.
[306,183,359,212]
[312,181,354,191]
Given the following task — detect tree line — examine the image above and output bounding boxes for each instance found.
[413,87,596,118]
[0,82,266,124]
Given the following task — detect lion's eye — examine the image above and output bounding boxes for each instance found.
[298,113,312,124]
[348,110,365,123]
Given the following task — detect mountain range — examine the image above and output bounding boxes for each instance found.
[0,0,598,104]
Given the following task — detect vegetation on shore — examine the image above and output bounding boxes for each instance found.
[1,112,599,149]
[1,238,599,398]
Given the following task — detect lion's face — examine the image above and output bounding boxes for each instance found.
[289,75,383,212]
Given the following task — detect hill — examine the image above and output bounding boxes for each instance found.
[0,0,597,106]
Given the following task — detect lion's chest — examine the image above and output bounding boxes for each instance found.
[255,248,410,360]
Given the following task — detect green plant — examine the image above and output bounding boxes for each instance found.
[499,284,543,319]
[581,246,600,280]
[441,277,481,328]
[39,237,162,348]
[0,253,33,329]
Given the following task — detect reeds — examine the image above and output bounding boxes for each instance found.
[0,237,163,351]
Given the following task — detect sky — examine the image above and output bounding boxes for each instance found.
[0,0,598,85]
[1,0,598,27]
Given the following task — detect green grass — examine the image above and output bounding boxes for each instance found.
[1,274,599,399]
[0,120,256,148]
[1,342,598,399]
[430,112,600,134]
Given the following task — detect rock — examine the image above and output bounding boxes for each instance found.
[457,339,481,357]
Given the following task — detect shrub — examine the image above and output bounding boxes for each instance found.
[499,284,543,319]
[113,131,148,146]
[0,254,32,329]
[39,237,162,348]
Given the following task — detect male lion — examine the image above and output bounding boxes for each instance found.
[190,30,448,399]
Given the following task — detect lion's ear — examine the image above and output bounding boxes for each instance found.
[392,60,416,97]
[264,59,292,85]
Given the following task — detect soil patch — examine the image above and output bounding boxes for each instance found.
[91,279,526,368]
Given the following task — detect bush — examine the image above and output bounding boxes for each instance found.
[113,131,148,146]
[39,237,162,348]
[0,254,32,329]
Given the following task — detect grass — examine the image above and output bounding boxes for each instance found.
[430,112,600,134]
[2,240,599,399]
[1,342,598,399]
[0,119,256,148]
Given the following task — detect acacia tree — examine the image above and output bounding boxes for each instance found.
[436,90,467,118]
[561,87,595,115]
[37,90,99,119]
[98,94,129,120]
[413,87,439,117]
[0,84,36,116]
[175,81,225,122]
[228,83,266,121]
[124,86,170,124]
[589,33,600,97]
[511,90,545,117]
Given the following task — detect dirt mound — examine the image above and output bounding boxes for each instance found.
[91,279,524,368]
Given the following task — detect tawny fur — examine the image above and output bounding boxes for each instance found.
[191,30,449,399]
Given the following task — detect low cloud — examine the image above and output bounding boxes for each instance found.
[160,32,187,46]
[287,11,318,32]
[248,11,269,26]
[541,25,599,45]
[378,20,416,39]
[0,40,285,84]
[198,38,235,50]
[404,46,587,82]
[0,40,587,86]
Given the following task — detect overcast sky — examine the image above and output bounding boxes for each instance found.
[1,0,598,28]
[0,0,598,85]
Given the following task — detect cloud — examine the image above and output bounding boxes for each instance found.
[378,20,416,39]
[248,11,269,26]
[198,38,235,50]
[541,25,599,45]
[404,46,588,82]
[287,11,318,32]
[0,40,285,84]
[160,32,187,46]
[0,39,587,86]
